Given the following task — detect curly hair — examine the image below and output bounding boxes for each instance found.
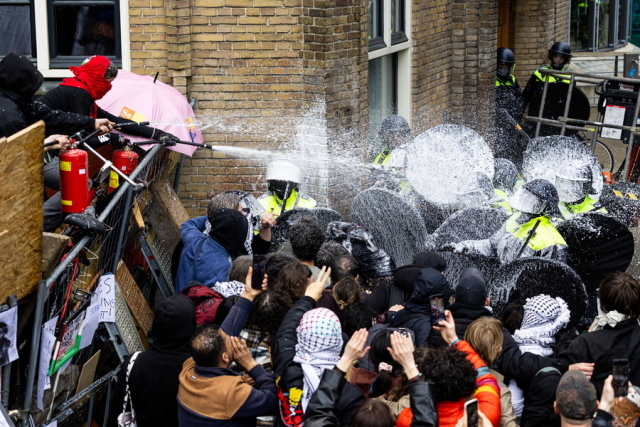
[289,217,325,262]
[416,346,477,402]
[315,240,349,269]
[599,272,640,318]
[265,252,299,288]
[273,262,310,301]
[246,290,293,342]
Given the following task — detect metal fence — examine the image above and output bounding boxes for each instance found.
[13,144,180,426]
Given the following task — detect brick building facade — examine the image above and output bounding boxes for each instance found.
[126,0,571,219]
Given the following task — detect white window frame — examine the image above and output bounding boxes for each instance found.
[368,0,412,124]
[33,0,130,78]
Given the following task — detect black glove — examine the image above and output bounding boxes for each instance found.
[154,130,180,146]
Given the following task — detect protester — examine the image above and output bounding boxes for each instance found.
[557,272,640,396]
[289,217,325,277]
[554,371,615,426]
[110,294,196,427]
[175,207,250,293]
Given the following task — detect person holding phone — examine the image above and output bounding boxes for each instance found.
[557,272,640,397]
[395,310,501,427]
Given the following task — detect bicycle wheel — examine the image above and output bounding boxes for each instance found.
[592,140,614,173]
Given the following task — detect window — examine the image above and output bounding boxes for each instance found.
[0,0,129,77]
[571,0,630,51]
[368,0,411,147]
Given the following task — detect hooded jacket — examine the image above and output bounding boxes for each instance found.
[110,295,196,427]
[0,53,95,137]
[387,268,451,347]
[175,210,249,293]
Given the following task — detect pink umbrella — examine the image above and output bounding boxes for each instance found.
[96,70,203,156]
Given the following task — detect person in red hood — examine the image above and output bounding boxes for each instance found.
[38,55,180,190]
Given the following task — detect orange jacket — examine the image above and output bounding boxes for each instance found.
[396,340,501,427]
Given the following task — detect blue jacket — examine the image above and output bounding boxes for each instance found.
[175,216,232,293]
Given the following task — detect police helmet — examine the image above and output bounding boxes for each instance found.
[510,179,562,217]
[379,115,411,146]
[548,42,572,69]
[497,47,516,64]
[555,164,596,203]
[266,159,303,200]
[494,158,519,193]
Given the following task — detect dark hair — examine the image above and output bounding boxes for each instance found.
[289,218,325,262]
[273,262,309,301]
[369,330,401,397]
[416,346,477,402]
[330,254,359,283]
[229,255,252,282]
[388,347,431,402]
[104,61,119,80]
[333,277,361,309]
[265,252,299,288]
[214,295,239,326]
[599,272,640,318]
[190,324,225,367]
[350,399,394,427]
[315,240,349,269]
[501,304,524,334]
[341,302,377,337]
[246,290,293,342]
[207,193,240,220]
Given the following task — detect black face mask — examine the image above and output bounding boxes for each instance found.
[497,65,510,79]
[267,180,298,201]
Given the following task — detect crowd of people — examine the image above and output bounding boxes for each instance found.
[105,182,640,427]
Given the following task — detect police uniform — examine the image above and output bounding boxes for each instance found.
[522,65,571,113]
[559,195,607,219]
[492,188,514,215]
[258,189,316,216]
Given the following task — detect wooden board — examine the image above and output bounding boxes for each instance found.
[0,122,45,301]
[147,180,189,253]
[115,260,153,336]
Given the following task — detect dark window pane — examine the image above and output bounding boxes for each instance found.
[392,0,404,34]
[0,5,32,56]
[598,0,611,48]
[53,5,116,57]
[368,0,382,40]
[571,0,590,50]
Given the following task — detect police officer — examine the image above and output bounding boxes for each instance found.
[555,164,606,219]
[442,179,568,264]
[258,159,316,216]
[495,48,525,163]
[371,115,412,195]
[521,41,572,115]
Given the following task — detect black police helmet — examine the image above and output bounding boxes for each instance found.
[524,179,562,217]
[379,115,411,143]
[497,47,516,64]
[494,158,519,193]
[549,41,572,57]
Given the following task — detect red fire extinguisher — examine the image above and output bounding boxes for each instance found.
[59,147,90,213]
[108,146,139,193]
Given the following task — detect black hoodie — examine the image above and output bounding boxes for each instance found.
[0,52,95,137]
[109,295,196,427]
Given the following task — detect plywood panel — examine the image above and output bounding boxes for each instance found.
[0,122,45,302]
[116,260,153,336]
[147,180,189,253]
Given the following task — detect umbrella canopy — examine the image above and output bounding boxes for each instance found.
[96,70,203,156]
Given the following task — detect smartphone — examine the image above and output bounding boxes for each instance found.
[464,398,478,427]
[612,358,630,397]
[429,294,446,325]
[251,255,266,290]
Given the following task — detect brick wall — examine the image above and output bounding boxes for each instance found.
[127,0,571,218]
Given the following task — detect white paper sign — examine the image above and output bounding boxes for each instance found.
[0,307,19,367]
[79,292,102,349]
[96,274,116,323]
[36,316,58,411]
[602,104,626,139]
